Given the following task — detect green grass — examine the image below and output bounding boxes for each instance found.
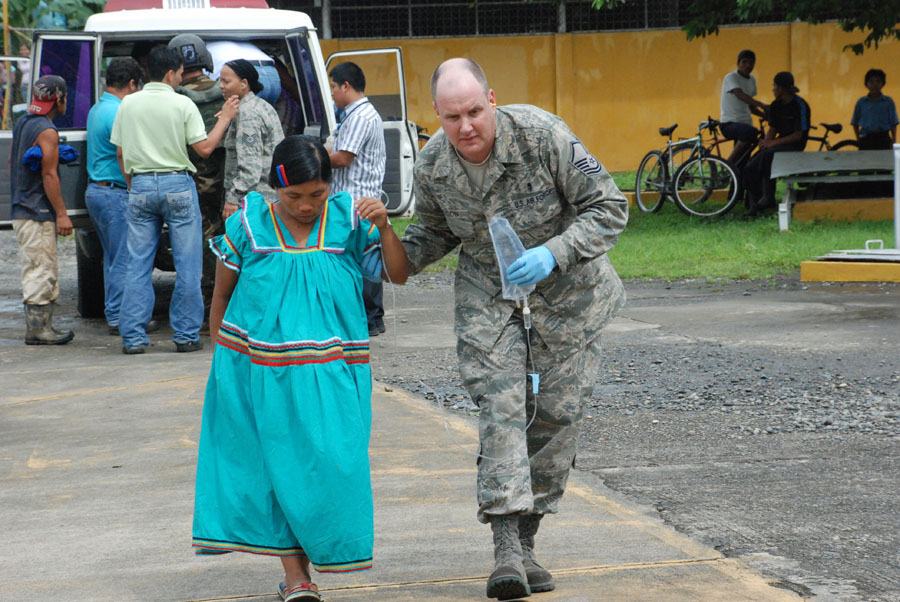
[611,170,637,191]
[393,184,895,281]
[609,206,894,279]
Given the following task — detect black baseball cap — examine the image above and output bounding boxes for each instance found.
[773,71,799,93]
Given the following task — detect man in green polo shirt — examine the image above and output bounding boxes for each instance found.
[111,45,238,355]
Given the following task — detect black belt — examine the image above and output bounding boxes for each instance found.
[90,180,127,189]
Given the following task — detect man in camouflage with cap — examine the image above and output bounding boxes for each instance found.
[168,34,227,310]
[400,58,627,600]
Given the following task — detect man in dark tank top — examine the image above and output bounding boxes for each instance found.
[10,74,75,345]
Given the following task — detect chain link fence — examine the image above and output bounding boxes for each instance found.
[278,0,792,38]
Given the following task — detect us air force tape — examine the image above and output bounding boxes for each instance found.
[570,141,602,175]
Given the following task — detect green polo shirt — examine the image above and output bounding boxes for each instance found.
[110,82,208,174]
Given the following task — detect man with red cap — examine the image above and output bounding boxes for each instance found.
[9,74,75,345]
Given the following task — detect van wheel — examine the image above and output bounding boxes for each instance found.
[75,229,105,319]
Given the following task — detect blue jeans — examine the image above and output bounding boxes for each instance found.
[85,183,130,326]
[255,64,282,106]
[119,172,203,348]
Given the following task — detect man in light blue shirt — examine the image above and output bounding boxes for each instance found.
[85,58,145,335]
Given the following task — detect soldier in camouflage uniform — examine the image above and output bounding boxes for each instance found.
[168,34,227,309]
[218,59,284,215]
[401,58,628,600]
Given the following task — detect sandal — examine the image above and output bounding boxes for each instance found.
[278,581,323,602]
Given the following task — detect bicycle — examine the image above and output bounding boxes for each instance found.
[806,122,859,151]
[635,119,740,217]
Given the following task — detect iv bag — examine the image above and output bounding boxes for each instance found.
[488,216,535,301]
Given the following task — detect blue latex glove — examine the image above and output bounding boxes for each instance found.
[506,246,557,286]
[361,251,383,283]
[23,144,79,171]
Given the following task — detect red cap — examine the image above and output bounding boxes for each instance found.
[28,75,67,115]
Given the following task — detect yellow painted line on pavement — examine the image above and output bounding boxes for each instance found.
[1,375,201,408]
[182,557,730,602]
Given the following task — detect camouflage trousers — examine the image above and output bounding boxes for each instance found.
[458,313,604,524]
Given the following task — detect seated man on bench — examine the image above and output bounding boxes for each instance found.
[742,71,810,218]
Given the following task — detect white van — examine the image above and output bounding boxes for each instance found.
[0,5,419,317]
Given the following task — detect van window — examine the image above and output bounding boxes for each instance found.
[286,34,326,130]
[36,38,95,130]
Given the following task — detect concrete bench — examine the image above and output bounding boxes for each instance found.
[770,150,894,231]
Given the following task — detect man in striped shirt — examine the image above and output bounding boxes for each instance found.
[329,62,387,336]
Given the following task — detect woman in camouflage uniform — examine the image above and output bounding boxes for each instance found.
[219,59,285,219]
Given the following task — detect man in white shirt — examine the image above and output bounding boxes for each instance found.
[328,61,387,337]
[720,49,767,163]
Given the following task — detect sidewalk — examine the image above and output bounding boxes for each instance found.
[0,340,801,602]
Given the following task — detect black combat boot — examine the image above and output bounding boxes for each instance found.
[519,514,555,593]
[487,514,531,600]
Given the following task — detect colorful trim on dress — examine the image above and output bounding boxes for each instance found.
[312,558,374,574]
[216,321,370,367]
[193,538,373,572]
[192,537,307,557]
[209,235,242,272]
[269,201,326,253]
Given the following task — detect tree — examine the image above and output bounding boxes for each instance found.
[7,0,106,32]
[591,0,900,54]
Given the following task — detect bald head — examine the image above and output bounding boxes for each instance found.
[430,58,489,100]
[430,58,497,163]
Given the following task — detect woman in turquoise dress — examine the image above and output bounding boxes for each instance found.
[192,135,409,601]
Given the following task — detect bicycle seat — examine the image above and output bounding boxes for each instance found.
[701,119,720,129]
[659,124,678,136]
[821,122,843,134]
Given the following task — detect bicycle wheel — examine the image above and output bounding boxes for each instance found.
[669,143,697,173]
[673,156,740,217]
[635,151,667,213]
[830,139,860,151]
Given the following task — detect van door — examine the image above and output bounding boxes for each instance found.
[0,56,34,226]
[326,48,418,217]
[31,33,104,317]
[30,33,99,229]
[285,28,336,141]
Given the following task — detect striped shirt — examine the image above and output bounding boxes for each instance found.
[332,97,385,199]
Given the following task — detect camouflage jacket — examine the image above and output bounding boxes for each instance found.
[177,74,222,131]
[223,92,285,205]
[403,104,628,353]
[177,74,225,194]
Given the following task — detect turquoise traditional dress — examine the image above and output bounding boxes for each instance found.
[192,190,381,574]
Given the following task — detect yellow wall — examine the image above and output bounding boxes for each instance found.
[320,23,900,172]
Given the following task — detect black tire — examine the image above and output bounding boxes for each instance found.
[75,228,105,318]
[635,151,667,213]
[673,156,740,217]
[830,139,859,151]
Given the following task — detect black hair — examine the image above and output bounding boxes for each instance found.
[864,68,886,85]
[268,135,332,189]
[147,46,183,82]
[106,57,144,89]
[737,49,756,64]
[329,62,365,93]
[225,59,263,94]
